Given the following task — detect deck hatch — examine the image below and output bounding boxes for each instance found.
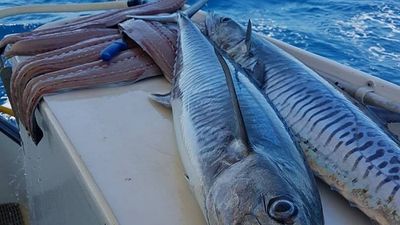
[0,203,24,225]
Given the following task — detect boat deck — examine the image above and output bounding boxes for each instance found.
[20,75,373,225]
[8,12,396,224]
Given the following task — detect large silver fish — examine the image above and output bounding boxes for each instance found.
[142,2,324,224]
[205,14,400,225]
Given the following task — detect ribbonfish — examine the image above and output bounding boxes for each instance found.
[206,14,400,225]
[0,0,185,54]
[139,2,324,224]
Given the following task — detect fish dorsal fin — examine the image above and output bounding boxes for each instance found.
[245,20,252,54]
[149,92,171,108]
[213,47,249,147]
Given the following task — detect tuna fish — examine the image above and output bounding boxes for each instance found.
[205,13,400,225]
[139,2,324,224]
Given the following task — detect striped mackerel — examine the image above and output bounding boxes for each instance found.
[141,2,324,224]
[205,13,400,225]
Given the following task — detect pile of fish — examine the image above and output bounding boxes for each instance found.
[205,13,400,225]
[1,0,400,224]
[0,0,181,143]
[135,2,324,224]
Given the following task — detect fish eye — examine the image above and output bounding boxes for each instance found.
[221,17,231,22]
[268,198,298,222]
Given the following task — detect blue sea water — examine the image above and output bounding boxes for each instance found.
[194,0,400,85]
[0,0,399,105]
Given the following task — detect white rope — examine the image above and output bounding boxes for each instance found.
[0,2,129,19]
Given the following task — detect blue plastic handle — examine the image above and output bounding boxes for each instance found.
[100,39,129,61]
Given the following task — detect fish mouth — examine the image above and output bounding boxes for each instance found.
[240,214,300,225]
[245,215,264,225]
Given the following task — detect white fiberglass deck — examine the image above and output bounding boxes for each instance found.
[21,75,374,225]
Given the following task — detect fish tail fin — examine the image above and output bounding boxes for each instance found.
[184,0,208,18]
[128,13,178,23]
[128,0,207,22]
[213,47,250,148]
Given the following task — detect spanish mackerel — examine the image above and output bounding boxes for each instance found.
[138,2,324,224]
[206,14,400,225]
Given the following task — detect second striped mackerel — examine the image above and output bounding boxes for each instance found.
[205,13,400,225]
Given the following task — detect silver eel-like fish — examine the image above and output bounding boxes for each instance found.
[142,2,324,224]
[205,14,400,225]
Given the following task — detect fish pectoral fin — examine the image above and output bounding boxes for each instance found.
[213,47,250,148]
[149,92,172,108]
[245,19,252,54]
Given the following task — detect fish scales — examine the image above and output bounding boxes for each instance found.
[232,65,322,204]
[174,17,237,186]
[206,14,400,225]
[172,14,248,218]
[267,57,400,200]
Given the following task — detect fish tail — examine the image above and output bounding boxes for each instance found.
[129,0,207,22]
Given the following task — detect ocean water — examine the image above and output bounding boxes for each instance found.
[0,0,399,104]
[193,0,400,85]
